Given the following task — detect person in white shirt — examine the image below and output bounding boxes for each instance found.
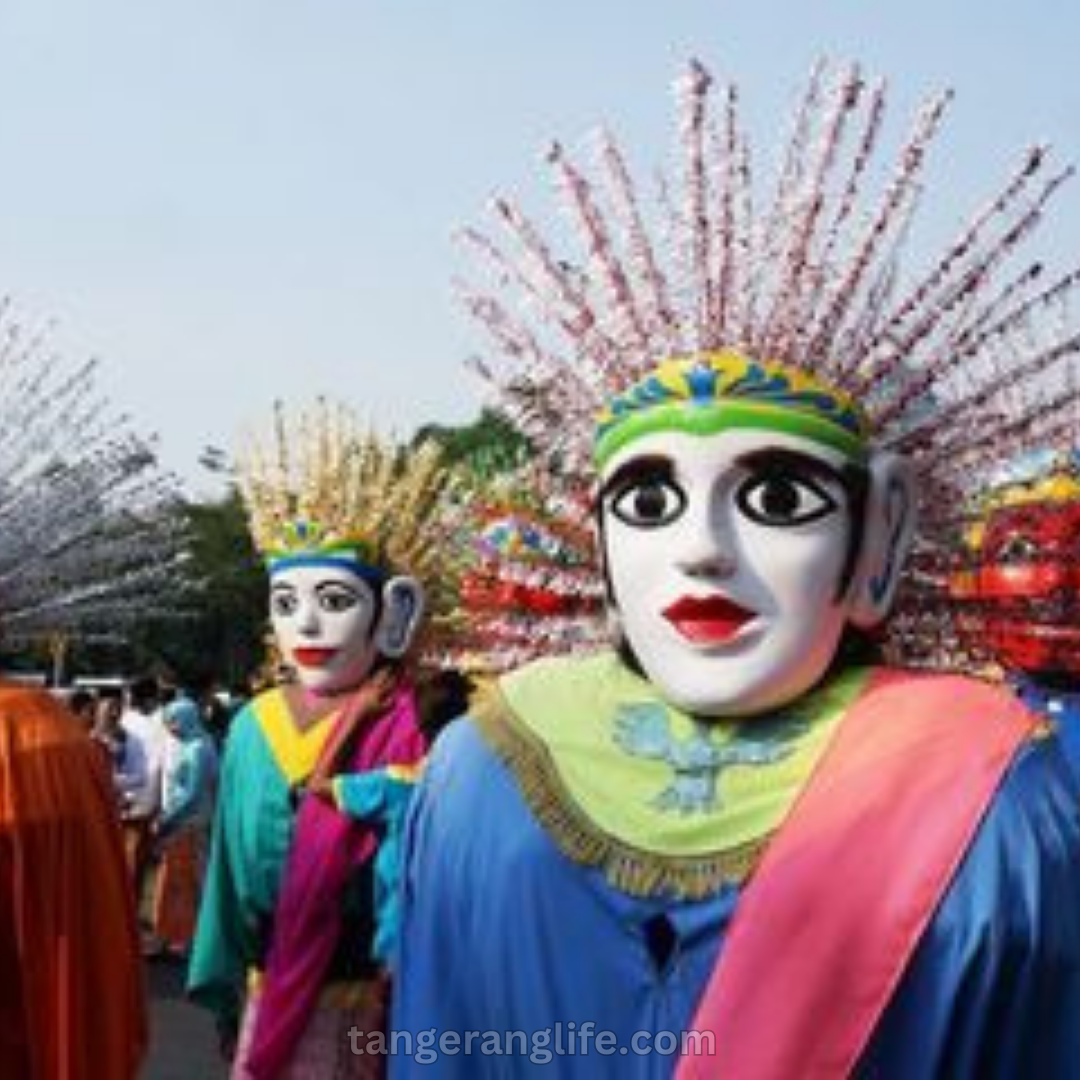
[117,675,168,917]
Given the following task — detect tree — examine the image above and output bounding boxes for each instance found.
[412,408,529,479]
[145,487,268,689]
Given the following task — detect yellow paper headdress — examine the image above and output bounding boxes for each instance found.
[239,399,455,589]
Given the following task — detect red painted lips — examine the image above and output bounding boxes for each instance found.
[662,594,756,645]
[292,647,339,669]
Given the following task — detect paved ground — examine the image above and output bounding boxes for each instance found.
[144,959,227,1079]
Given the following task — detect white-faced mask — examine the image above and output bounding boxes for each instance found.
[269,563,381,695]
[601,428,876,716]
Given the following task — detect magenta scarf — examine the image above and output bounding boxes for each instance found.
[245,684,426,1079]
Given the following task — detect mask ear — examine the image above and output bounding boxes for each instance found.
[375,576,426,658]
[848,452,916,630]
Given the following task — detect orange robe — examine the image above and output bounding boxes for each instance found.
[0,682,146,1079]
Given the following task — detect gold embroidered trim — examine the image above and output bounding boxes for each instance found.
[472,684,771,899]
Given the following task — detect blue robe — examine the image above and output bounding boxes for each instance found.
[391,717,1080,1077]
[1014,676,1080,793]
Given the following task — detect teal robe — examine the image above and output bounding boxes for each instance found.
[187,690,309,1028]
[188,690,379,1030]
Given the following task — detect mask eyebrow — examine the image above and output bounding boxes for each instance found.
[315,580,364,599]
[732,447,848,486]
[599,454,676,501]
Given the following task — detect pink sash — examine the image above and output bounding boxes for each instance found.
[677,669,1033,1079]
[245,686,425,1079]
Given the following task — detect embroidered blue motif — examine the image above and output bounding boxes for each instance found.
[613,702,807,815]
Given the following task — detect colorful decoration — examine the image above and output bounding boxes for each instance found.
[444,464,605,672]
[952,450,1080,677]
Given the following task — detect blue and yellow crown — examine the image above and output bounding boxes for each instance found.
[261,519,379,578]
[594,351,870,467]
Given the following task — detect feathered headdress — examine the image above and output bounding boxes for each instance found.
[455,58,1080,669]
[0,300,183,644]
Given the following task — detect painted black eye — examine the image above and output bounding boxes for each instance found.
[317,584,360,613]
[609,479,687,528]
[736,473,838,527]
[994,534,1038,564]
[271,590,298,617]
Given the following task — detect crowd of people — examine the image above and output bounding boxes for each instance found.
[54,660,470,999]
[63,677,231,959]
[4,52,1080,1080]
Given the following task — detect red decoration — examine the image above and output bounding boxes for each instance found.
[964,502,1080,675]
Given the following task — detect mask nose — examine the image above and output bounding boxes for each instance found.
[675,502,737,580]
[680,551,738,579]
[295,596,322,636]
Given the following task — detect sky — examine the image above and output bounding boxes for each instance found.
[1,0,1078,494]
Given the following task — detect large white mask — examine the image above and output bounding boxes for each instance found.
[269,561,424,696]
[599,428,913,717]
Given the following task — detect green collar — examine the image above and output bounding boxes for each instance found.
[474,651,871,898]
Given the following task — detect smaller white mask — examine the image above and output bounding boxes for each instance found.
[269,563,380,695]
